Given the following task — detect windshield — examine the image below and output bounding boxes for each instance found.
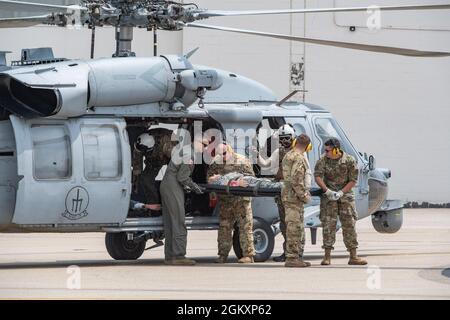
[313,117,361,161]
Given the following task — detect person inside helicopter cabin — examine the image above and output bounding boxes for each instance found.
[135,128,178,214]
[129,200,161,212]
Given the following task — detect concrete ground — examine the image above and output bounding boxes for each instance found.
[0,209,449,300]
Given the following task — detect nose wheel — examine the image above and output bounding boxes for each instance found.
[105,232,146,260]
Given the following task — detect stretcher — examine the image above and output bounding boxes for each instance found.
[199,183,323,198]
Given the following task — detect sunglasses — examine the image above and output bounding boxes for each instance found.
[324,149,333,153]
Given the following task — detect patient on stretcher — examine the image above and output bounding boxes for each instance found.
[205,172,321,198]
[208,172,282,189]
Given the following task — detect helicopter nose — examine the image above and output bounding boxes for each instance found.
[378,168,391,179]
[368,169,389,215]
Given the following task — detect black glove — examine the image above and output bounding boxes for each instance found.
[184,181,205,195]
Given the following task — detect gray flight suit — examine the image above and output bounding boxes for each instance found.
[160,159,195,260]
[141,129,176,205]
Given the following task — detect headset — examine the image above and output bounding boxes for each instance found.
[326,138,342,156]
[292,135,313,152]
[291,138,297,149]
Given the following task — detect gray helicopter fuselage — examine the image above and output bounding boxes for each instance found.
[0,57,403,262]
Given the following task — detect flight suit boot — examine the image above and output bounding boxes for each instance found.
[215,255,228,264]
[238,256,254,264]
[285,258,311,268]
[273,253,286,262]
[165,257,196,266]
[348,249,367,265]
[321,248,332,266]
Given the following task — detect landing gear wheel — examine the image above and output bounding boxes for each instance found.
[233,218,275,262]
[105,232,146,260]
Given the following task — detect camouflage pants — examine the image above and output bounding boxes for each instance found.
[275,196,305,256]
[217,198,255,258]
[320,199,359,251]
[275,196,286,248]
[283,201,306,259]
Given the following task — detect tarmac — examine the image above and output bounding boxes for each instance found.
[0,209,449,300]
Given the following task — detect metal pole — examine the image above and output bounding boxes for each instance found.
[153,27,158,56]
[119,26,134,55]
[90,25,95,59]
[303,0,307,103]
[115,26,119,57]
[114,26,135,57]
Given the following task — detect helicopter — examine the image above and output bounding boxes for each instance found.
[0,0,449,262]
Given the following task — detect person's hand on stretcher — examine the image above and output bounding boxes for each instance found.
[229,178,249,187]
[208,175,249,187]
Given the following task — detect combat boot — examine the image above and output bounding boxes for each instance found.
[238,256,254,264]
[165,257,196,266]
[348,249,367,265]
[215,255,228,264]
[298,256,311,267]
[321,248,332,266]
[273,253,286,262]
[285,258,311,268]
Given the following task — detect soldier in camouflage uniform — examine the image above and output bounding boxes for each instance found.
[139,128,178,207]
[274,125,300,262]
[281,134,312,268]
[256,125,312,262]
[207,143,256,263]
[314,138,367,266]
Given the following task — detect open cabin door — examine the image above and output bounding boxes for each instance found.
[10,116,131,226]
[207,107,263,156]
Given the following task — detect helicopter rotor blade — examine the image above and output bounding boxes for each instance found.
[197,3,450,18]
[0,0,87,13]
[185,47,200,59]
[0,15,50,28]
[186,23,450,58]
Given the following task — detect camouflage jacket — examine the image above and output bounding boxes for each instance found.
[208,153,254,203]
[314,152,358,201]
[274,146,291,181]
[281,149,308,203]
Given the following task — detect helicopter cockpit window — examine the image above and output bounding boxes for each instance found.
[314,117,358,159]
[81,125,122,180]
[292,123,306,135]
[31,125,71,180]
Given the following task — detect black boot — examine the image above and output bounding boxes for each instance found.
[273,253,286,262]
